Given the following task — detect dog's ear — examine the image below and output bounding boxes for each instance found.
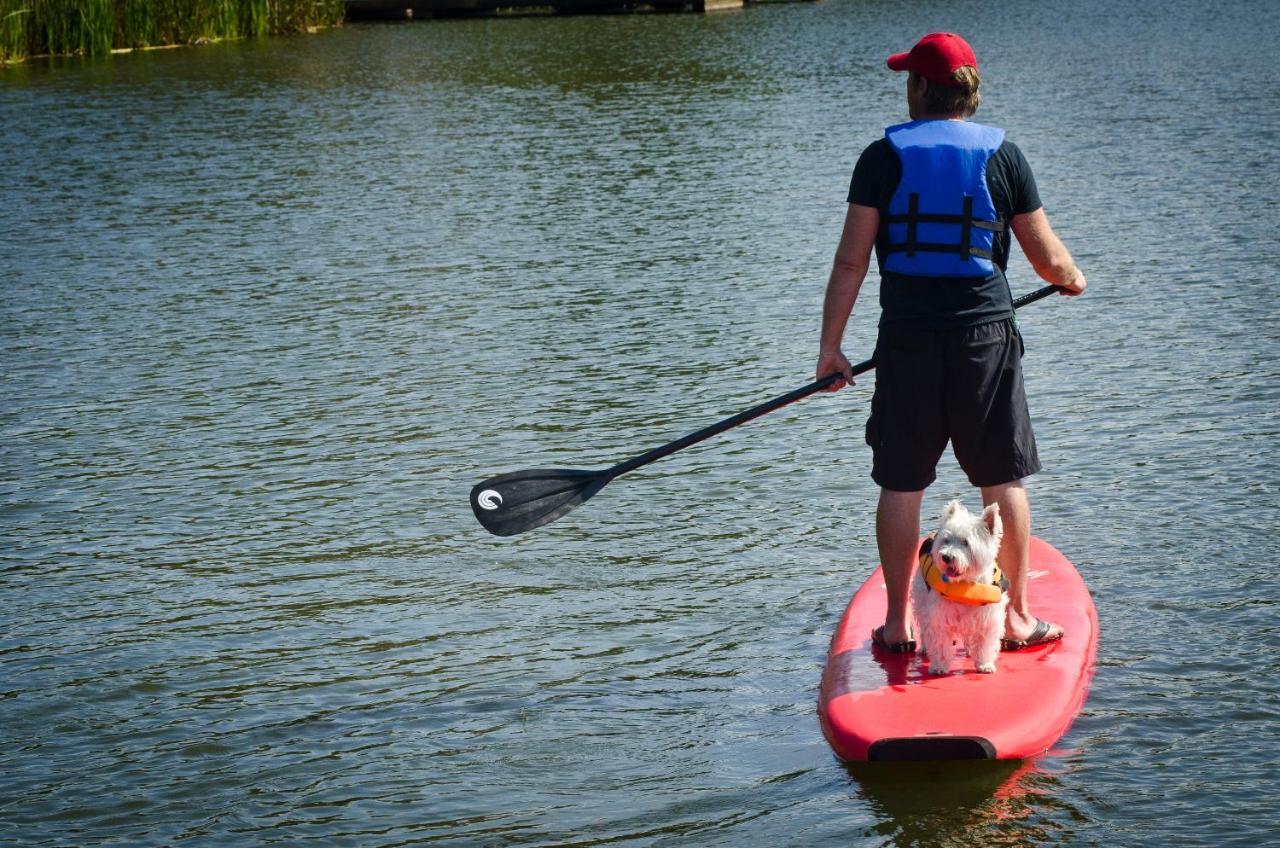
[942,500,962,522]
[981,503,1002,536]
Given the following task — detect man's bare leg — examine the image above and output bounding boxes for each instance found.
[980,480,1063,643]
[876,487,925,645]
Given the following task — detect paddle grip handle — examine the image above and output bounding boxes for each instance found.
[1011,284,1060,310]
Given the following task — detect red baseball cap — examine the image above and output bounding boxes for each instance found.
[887,32,978,88]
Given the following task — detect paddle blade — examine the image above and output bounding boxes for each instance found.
[470,468,610,536]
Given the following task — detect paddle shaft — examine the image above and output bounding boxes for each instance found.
[606,284,1060,481]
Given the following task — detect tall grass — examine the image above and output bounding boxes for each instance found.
[0,0,344,64]
[1,2,33,64]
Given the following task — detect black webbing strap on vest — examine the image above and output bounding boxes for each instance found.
[885,193,1002,261]
[906,193,919,257]
[960,195,973,260]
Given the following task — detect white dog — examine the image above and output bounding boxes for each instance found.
[913,500,1009,675]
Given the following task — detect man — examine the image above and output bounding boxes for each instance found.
[816,32,1087,653]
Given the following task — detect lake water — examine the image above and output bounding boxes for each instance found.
[3,0,1278,844]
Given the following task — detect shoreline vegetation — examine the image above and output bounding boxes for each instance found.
[0,0,346,65]
[0,0,789,65]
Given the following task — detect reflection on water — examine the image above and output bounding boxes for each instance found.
[846,758,1081,847]
[2,0,1278,845]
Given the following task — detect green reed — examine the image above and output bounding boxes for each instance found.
[1,0,344,64]
[1,2,31,64]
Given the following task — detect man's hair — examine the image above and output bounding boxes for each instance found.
[920,66,982,117]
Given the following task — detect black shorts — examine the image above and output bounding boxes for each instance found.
[865,319,1041,491]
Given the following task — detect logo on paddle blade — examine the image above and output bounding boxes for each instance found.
[477,489,503,510]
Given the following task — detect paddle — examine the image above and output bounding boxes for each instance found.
[471,284,1061,536]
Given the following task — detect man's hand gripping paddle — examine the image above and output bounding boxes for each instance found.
[471,285,1061,537]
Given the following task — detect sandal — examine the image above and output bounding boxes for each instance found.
[1000,618,1064,651]
[871,625,917,654]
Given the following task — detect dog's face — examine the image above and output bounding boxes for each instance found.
[932,500,1004,581]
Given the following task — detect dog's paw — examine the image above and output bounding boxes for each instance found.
[976,662,996,674]
[929,665,951,676]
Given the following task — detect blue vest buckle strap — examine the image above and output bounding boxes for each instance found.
[882,120,1006,278]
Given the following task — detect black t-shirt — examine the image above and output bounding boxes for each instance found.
[847,134,1043,328]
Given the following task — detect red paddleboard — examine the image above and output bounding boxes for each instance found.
[818,536,1097,761]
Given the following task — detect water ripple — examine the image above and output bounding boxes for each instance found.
[3,0,1279,845]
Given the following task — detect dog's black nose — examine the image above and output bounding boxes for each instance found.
[940,553,954,565]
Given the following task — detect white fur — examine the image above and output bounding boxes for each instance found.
[913,500,1008,675]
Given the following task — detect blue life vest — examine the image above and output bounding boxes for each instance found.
[883,120,1006,278]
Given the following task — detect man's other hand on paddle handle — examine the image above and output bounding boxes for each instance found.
[1057,265,1087,297]
[817,348,855,392]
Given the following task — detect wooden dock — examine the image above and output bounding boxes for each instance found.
[345,0,764,19]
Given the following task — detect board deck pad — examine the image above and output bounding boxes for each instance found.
[818,536,1097,762]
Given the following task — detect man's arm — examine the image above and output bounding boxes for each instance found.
[817,203,880,391]
[1009,208,1087,295]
